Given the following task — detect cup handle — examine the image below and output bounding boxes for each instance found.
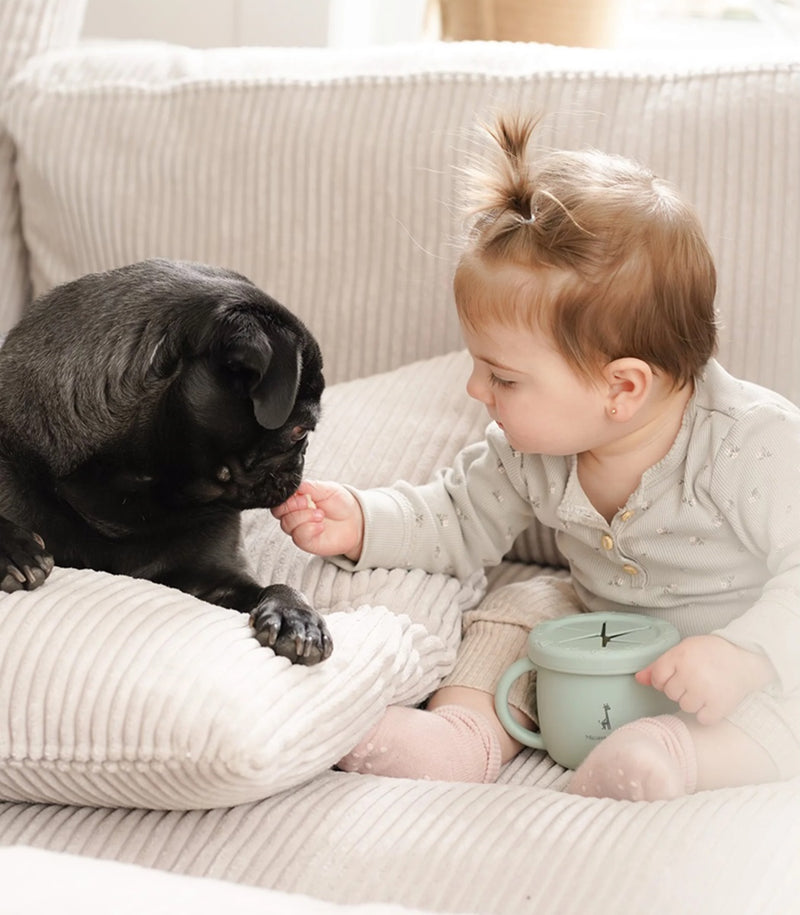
[494,657,546,750]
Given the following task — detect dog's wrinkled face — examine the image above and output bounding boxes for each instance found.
[0,258,325,541]
[150,296,324,513]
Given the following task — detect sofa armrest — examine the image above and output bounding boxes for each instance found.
[0,0,87,332]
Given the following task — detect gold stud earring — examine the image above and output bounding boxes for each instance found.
[610,408,617,415]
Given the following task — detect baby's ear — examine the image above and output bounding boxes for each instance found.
[602,358,653,421]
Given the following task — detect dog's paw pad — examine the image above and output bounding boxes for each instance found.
[0,519,54,593]
[249,585,332,665]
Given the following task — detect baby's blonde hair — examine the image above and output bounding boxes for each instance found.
[454,114,717,387]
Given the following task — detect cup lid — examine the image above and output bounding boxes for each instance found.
[527,612,680,675]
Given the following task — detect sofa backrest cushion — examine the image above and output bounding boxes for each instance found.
[0,0,87,332]
[4,41,800,397]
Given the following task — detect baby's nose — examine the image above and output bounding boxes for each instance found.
[466,373,491,405]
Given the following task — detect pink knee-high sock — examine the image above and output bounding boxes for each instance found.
[566,715,698,801]
[337,704,502,783]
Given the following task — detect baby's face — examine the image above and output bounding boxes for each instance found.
[462,319,610,457]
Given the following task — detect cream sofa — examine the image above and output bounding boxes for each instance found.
[1,2,799,913]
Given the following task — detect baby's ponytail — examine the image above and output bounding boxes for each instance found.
[481,114,536,219]
[461,114,542,250]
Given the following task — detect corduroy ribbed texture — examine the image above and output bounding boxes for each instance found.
[0,0,86,332]
[0,771,797,915]
[3,42,799,397]
[0,564,468,810]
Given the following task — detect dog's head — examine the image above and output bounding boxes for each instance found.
[0,259,324,533]
[144,262,325,511]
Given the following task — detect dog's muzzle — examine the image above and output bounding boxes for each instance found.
[215,442,308,509]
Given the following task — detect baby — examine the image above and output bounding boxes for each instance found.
[273,113,800,801]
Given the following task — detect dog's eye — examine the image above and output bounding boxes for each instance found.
[290,426,309,443]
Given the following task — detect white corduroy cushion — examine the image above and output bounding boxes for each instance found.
[0,0,86,332]
[0,566,468,810]
[4,42,800,397]
[0,350,515,811]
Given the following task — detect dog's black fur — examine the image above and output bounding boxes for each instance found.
[0,258,332,664]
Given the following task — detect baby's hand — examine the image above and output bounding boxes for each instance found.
[271,480,364,561]
[636,634,777,725]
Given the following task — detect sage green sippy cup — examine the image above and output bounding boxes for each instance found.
[495,611,680,770]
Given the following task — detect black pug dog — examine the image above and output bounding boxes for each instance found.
[0,258,332,665]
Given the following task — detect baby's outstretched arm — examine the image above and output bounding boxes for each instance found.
[272,480,365,561]
[636,634,777,725]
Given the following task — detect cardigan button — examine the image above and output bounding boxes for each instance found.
[601,534,614,550]
[622,564,639,575]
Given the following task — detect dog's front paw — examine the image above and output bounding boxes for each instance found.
[0,517,55,593]
[249,583,332,665]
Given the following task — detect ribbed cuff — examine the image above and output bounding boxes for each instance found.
[440,618,535,720]
[350,486,415,571]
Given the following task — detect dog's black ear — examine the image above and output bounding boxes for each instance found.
[221,333,302,430]
[249,338,302,429]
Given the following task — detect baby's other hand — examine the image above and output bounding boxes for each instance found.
[271,480,364,561]
[636,634,777,725]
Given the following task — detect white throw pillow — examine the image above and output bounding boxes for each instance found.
[0,566,469,809]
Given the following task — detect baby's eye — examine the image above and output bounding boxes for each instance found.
[489,373,515,389]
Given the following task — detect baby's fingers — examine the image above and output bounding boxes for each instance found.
[271,490,316,520]
[637,655,693,705]
[675,689,705,717]
[639,653,679,694]
[646,668,716,720]
[635,666,654,687]
[277,506,322,537]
